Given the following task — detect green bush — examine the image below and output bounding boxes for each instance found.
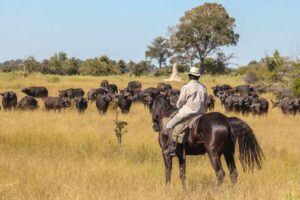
[153,67,170,77]
[176,64,189,73]
[292,78,300,97]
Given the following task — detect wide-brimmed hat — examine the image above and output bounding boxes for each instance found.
[187,67,201,77]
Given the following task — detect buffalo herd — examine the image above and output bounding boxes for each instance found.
[0,81,299,116]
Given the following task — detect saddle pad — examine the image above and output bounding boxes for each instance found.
[161,115,201,144]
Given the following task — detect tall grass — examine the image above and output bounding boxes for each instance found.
[0,72,299,200]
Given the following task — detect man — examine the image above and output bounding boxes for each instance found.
[163,66,207,156]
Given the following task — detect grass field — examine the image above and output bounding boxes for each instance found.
[0,72,299,200]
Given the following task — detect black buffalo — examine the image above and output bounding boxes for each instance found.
[272,97,299,115]
[96,93,113,114]
[21,87,48,98]
[250,97,269,115]
[44,97,71,112]
[87,88,109,102]
[16,96,39,111]
[118,90,134,114]
[100,80,118,93]
[59,88,84,99]
[75,97,88,114]
[233,85,254,96]
[1,91,17,110]
[157,83,172,93]
[127,81,142,91]
[212,84,232,97]
[206,95,215,111]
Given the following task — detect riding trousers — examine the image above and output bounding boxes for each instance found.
[165,115,185,129]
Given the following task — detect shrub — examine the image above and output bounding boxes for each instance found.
[292,78,300,97]
[153,67,170,77]
[176,64,189,73]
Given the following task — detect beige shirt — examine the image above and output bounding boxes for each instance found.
[176,80,207,118]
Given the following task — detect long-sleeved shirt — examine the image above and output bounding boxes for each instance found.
[176,80,207,118]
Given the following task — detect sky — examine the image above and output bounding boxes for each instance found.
[0,0,300,67]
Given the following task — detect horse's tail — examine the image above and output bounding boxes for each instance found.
[228,117,265,172]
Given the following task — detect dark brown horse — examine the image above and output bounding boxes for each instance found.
[151,95,264,187]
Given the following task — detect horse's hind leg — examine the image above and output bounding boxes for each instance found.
[208,152,225,185]
[224,152,238,184]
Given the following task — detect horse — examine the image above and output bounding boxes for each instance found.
[151,95,264,187]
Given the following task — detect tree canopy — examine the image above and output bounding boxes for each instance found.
[172,3,239,69]
[145,36,172,68]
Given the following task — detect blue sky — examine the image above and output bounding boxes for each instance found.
[0,0,300,67]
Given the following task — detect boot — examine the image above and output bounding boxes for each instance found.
[163,128,177,156]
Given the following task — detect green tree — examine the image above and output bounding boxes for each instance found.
[117,60,127,74]
[201,52,231,74]
[145,36,172,68]
[23,56,40,73]
[172,3,239,69]
[264,50,285,71]
[79,57,119,76]
[129,60,150,76]
[63,57,81,75]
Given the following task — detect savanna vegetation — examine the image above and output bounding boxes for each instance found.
[0,72,299,200]
[0,2,299,199]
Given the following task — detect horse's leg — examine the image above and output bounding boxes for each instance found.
[224,151,238,184]
[177,146,186,189]
[208,152,225,185]
[163,154,173,187]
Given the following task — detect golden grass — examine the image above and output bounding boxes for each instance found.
[0,72,299,200]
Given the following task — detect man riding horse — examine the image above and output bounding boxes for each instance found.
[164,66,207,156]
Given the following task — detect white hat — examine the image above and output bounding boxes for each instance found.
[187,67,201,77]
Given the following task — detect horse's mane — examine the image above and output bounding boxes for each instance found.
[151,95,174,115]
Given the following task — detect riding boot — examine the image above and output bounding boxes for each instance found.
[163,128,177,156]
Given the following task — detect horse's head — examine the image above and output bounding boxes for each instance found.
[151,95,174,132]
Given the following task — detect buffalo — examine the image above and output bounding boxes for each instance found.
[87,88,110,102]
[96,93,114,114]
[59,88,84,100]
[272,97,299,115]
[44,97,71,112]
[21,87,48,99]
[118,89,134,114]
[1,91,17,110]
[250,97,269,116]
[233,85,254,96]
[75,97,88,114]
[16,96,39,111]
[206,95,215,111]
[157,83,172,93]
[127,81,142,91]
[100,80,118,93]
[212,84,232,97]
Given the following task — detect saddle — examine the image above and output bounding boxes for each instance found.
[161,115,203,144]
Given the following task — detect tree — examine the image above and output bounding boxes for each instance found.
[23,56,40,73]
[129,60,150,76]
[172,3,239,69]
[63,57,81,75]
[117,60,127,74]
[201,52,232,74]
[145,36,172,68]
